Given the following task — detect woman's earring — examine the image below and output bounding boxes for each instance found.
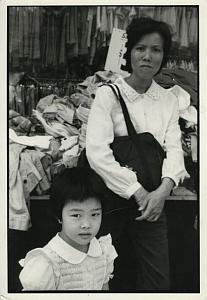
[57,219,62,224]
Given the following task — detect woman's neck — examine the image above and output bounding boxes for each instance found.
[125,74,152,94]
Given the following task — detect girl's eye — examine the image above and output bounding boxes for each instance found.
[92,213,101,217]
[71,214,81,218]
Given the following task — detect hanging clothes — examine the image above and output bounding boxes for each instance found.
[154,6,162,21]
[29,8,35,60]
[9,6,198,74]
[113,7,125,29]
[167,7,179,43]
[59,12,67,64]
[100,6,108,32]
[128,6,137,23]
[179,7,189,48]
[188,8,198,45]
[107,7,116,34]
[138,6,155,19]
[33,7,41,60]
[79,7,89,55]
[67,7,79,58]
[96,6,101,32]
[18,7,24,58]
[23,7,30,58]
[10,7,20,67]
[98,6,108,47]
[87,7,95,47]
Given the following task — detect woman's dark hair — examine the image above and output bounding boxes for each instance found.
[124,17,172,74]
[50,167,107,220]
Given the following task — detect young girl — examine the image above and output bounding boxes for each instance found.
[19,167,118,290]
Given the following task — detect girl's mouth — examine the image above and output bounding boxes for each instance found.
[78,233,92,238]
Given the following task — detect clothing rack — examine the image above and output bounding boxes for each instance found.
[9,6,198,76]
[9,77,84,117]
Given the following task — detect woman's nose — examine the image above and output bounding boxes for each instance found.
[143,49,151,60]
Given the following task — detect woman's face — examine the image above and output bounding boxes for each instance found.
[130,32,164,80]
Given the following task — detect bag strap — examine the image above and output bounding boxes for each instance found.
[106,84,138,141]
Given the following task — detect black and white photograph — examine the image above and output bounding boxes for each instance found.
[1,0,206,298]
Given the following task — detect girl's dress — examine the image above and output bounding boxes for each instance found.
[19,233,117,290]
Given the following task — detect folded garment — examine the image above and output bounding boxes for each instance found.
[42,104,58,114]
[9,129,52,149]
[36,94,58,112]
[76,104,90,123]
[63,144,80,168]
[69,93,92,108]
[55,103,75,124]
[9,109,32,135]
[59,136,79,151]
[33,109,78,138]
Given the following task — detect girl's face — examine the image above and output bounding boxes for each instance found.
[130,32,164,80]
[59,197,102,253]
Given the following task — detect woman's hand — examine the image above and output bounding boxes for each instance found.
[135,189,167,222]
[135,178,174,222]
[133,186,149,211]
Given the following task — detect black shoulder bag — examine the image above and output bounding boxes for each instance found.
[108,83,166,192]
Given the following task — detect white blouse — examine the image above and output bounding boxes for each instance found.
[19,233,117,290]
[86,76,189,199]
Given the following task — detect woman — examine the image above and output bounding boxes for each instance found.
[86,18,188,291]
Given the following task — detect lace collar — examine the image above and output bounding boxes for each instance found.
[114,76,160,102]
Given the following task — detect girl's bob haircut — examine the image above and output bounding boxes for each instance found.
[50,167,107,220]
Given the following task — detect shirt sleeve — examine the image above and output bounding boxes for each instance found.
[162,92,189,186]
[86,86,141,199]
[99,234,118,284]
[19,250,56,290]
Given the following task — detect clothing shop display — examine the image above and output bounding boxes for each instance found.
[9,6,198,75]
[8,6,198,293]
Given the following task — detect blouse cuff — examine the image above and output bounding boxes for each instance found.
[161,174,179,188]
[161,171,190,189]
[125,181,142,199]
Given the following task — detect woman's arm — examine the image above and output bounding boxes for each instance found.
[86,86,141,199]
[134,94,187,222]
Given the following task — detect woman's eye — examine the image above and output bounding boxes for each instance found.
[136,47,144,51]
[153,48,161,52]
